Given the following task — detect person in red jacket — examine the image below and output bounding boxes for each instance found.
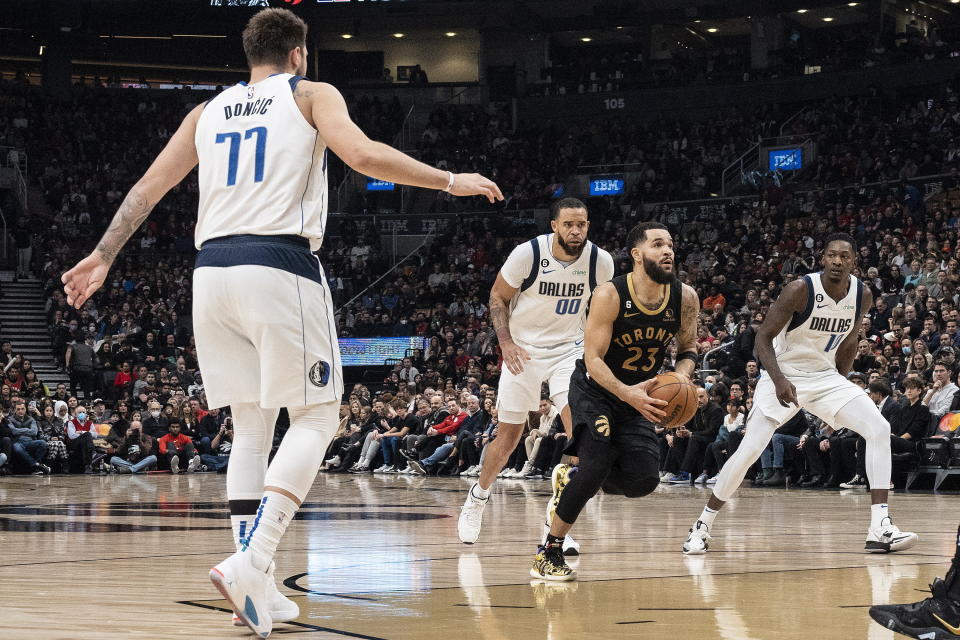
[408,399,467,474]
[157,419,201,474]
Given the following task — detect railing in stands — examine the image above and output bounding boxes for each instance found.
[335,230,435,313]
[335,103,416,211]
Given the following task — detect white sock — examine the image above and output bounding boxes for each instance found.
[473,483,491,500]
[231,515,251,552]
[871,503,889,530]
[244,491,299,572]
[698,506,719,530]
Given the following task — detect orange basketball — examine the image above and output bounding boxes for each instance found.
[648,372,698,428]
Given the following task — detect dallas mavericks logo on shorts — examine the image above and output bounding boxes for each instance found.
[309,360,330,387]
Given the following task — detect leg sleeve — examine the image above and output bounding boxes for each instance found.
[831,394,892,489]
[712,407,782,502]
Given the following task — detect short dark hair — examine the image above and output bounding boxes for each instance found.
[868,379,892,397]
[242,8,308,68]
[550,197,587,221]
[626,221,669,249]
[823,232,857,254]
[934,360,951,371]
[903,377,926,392]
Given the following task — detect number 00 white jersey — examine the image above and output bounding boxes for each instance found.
[499,234,615,348]
[195,73,328,251]
[773,272,863,375]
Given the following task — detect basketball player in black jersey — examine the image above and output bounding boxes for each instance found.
[531,221,700,580]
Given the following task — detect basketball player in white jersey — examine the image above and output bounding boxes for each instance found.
[458,197,615,548]
[61,9,501,638]
[682,234,917,556]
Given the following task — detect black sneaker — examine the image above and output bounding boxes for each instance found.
[870,578,960,639]
[530,543,576,581]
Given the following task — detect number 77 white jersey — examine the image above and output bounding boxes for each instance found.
[195,73,328,252]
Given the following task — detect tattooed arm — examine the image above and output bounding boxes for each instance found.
[490,273,529,375]
[62,104,202,308]
[673,284,701,379]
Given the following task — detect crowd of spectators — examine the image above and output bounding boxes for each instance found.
[530,20,954,97]
[1,71,960,490]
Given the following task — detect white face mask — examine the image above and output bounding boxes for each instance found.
[150,410,161,418]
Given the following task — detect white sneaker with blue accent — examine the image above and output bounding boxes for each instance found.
[210,551,273,638]
[232,562,298,626]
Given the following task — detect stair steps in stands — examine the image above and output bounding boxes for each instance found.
[0,271,69,390]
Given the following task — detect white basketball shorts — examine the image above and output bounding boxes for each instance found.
[192,235,343,409]
[496,338,581,418]
[751,367,865,426]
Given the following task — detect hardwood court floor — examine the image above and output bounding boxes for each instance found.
[0,473,955,640]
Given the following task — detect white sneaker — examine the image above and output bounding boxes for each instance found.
[682,521,712,555]
[659,472,677,483]
[210,551,273,638]
[659,470,667,479]
[170,454,180,474]
[372,465,387,473]
[705,475,719,485]
[232,563,299,626]
[324,455,340,468]
[865,517,918,554]
[187,455,202,473]
[693,472,709,484]
[458,483,489,544]
[519,461,533,476]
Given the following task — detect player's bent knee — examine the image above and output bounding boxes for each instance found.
[621,474,659,498]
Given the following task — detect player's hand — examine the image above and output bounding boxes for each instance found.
[772,377,799,408]
[819,439,831,452]
[501,340,531,375]
[449,173,504,204]
[62,253,110,309]
[622,379,668,424]
[798,435,807,449]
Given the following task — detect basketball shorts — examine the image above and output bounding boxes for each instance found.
[564,363,660,460]
[192,235,343,410]
[751,367,865,426]
[496,337,580,417]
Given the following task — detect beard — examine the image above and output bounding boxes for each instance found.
[642,255,674,284]
[557,234,585,258]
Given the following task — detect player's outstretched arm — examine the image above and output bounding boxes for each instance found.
[673,284,701,379]
[490,274,529,375]
[835,286,872,377]
[61,104,203,309]
[755,279,808,407]
[304,82,503,203]
[584,283,666,422]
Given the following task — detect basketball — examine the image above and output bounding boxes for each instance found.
[648,372,698,428]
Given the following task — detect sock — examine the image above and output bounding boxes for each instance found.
[698,506,719,530]
[244,491,299,572]
[870,503,889,530]
[473,483,491,499]
[229,499,261,552]
[545,534,565,548]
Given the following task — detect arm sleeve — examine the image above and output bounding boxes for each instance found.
[499,241,534,290]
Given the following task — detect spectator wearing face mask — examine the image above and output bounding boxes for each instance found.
[142,400,168,439]
[66,404,96,474]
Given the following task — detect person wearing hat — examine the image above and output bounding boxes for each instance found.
[90,398,111,424]
[935,345,960,378]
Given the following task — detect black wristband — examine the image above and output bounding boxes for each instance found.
[676,351,698,366]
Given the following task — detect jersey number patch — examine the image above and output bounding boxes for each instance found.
[215,126,268,186]
[623,346,659,373]
[824,333,844,352]
[554,298,582,315]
